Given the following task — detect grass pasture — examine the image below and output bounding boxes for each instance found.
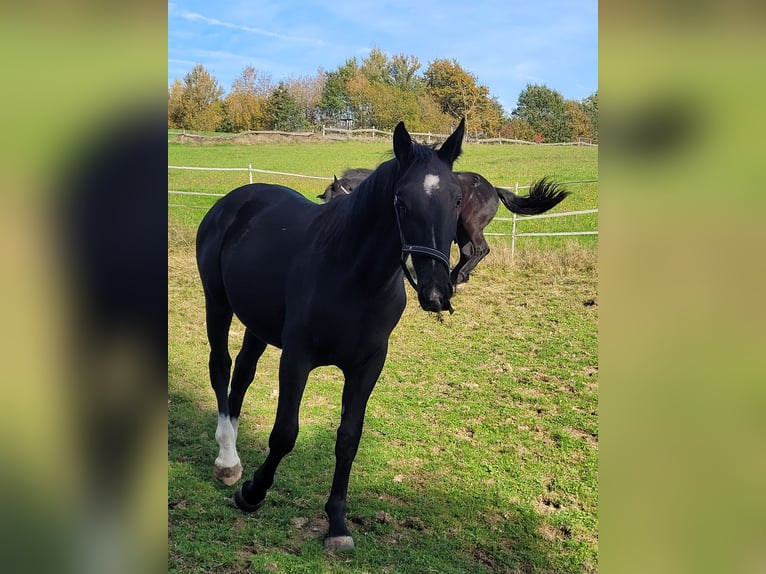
[168,140,598,573]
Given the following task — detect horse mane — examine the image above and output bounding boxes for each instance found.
[314,158,397,252]
[314,139,446,253]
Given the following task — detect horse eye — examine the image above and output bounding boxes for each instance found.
[395,198,407,215]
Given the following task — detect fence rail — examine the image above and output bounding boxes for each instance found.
[169,128,597,147]
[168,164,597,260]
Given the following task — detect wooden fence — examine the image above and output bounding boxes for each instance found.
[168,129,597,147]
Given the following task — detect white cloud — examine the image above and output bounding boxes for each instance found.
[179,9,327,46]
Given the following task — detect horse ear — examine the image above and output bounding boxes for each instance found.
[437,118,465,167]
[393,121,412,162]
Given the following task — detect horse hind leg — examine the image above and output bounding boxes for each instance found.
[450,224,474,286]
[217,329,268,485]
[202,299,241,485]
[455,236,490,285]
[451,219,491,285]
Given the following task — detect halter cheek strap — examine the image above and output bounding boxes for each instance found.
[399,245,451,291]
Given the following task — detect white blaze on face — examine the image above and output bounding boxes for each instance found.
[423,173,440,196]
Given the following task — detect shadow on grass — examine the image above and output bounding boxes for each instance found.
[169,380,586,574]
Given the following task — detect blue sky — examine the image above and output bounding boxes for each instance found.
[168,1,597,115]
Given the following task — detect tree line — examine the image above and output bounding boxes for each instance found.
[168,49,598,143]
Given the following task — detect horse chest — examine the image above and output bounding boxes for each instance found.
[294,286,405,362]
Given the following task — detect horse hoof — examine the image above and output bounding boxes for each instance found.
[324,536,355,551]
[233,485,265,513]
[214,463,242,486]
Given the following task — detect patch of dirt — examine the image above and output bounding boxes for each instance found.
[456,427,477,444]
[469,549,506,572]
[538,521,565,541]
[566,427,599,449]
[282,515,329,553]
[534,494,566,515]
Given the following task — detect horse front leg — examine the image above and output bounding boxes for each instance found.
[324,346,388,551]
[234,348,311,512]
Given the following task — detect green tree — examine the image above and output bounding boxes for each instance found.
[512,84,572,142]
[360,48,390,84]
[319,58,359,123]
[582,91,598,141]
[265,82,306,131]
[389,53,422,92]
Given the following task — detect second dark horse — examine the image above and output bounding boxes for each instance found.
[319,168,569,285]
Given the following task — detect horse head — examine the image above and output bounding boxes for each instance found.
[318,170,372,202]
[391,119,465,313]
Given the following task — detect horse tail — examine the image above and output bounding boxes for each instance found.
[495,177,569,215]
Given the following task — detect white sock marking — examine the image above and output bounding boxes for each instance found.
[215,414,240,469]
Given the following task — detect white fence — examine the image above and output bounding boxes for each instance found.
[169,128,597,147]
[168,165,598,258]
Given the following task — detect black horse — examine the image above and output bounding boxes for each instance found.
[319,169,569,285]
[196,120,465,550]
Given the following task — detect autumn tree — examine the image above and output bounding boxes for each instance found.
[345,50,424,129]
[512,84,572,142]
[564,99,596,142]
[499,117,536,141]
[347,71,420,130]
[283,73,325,127]
[413,92,456,134]
[423,58,502,135]
[224,66,272,132]
[168,79,185,128]
[171,64,225,131]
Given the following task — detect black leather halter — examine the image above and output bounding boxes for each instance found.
[394,194,451,290]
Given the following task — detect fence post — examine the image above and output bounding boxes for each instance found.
[248,164,253,184]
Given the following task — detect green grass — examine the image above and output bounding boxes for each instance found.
[168,139,598,573]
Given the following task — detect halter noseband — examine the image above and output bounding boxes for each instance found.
[394,194,451,290]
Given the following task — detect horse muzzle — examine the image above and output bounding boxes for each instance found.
[400,245,454,313]
[417,284,455,314]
